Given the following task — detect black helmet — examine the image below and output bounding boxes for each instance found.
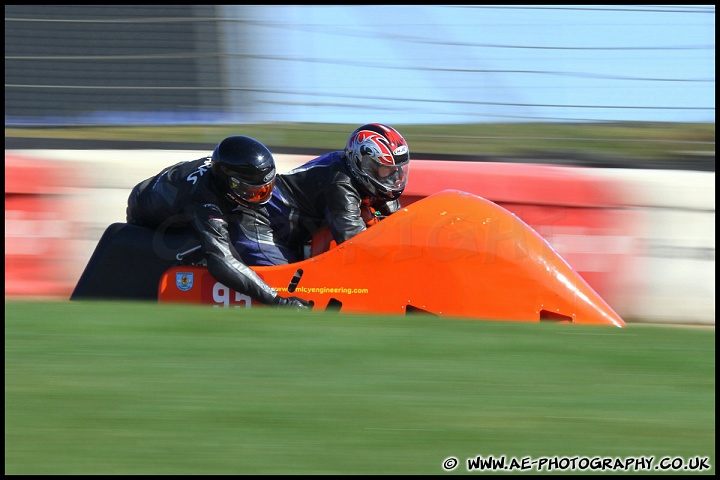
[345,123,410,200]
[211,136,276,206]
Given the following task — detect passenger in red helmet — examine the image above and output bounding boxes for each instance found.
[241,123,411,264]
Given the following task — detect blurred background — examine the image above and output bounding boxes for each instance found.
[4,5,715,125]
[4,5,715,325]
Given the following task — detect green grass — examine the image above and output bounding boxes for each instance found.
[5,121,715,164]
[5,300,715,475]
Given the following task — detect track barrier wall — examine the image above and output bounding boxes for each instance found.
[4,150,715,325]
[5,154,88,297]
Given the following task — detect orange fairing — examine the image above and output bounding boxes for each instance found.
[159,190,625,327]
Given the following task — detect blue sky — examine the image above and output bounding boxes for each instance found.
[226,5,715,124]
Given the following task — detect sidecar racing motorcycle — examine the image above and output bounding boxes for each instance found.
[71,189,626,327]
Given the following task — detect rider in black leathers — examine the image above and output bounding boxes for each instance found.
[249,123,411,264]
[126,136,311,309]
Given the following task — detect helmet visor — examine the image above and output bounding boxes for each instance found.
[228,175,275,204]
[360,158,409,191]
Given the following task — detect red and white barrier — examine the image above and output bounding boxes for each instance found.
[5,154,87,296]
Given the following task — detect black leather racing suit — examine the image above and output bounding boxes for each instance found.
[256,150,401,264]
[126,157,283,305]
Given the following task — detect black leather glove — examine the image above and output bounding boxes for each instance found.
[272,295,312,310]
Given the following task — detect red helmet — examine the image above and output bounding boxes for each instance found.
[344,123,410,200]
